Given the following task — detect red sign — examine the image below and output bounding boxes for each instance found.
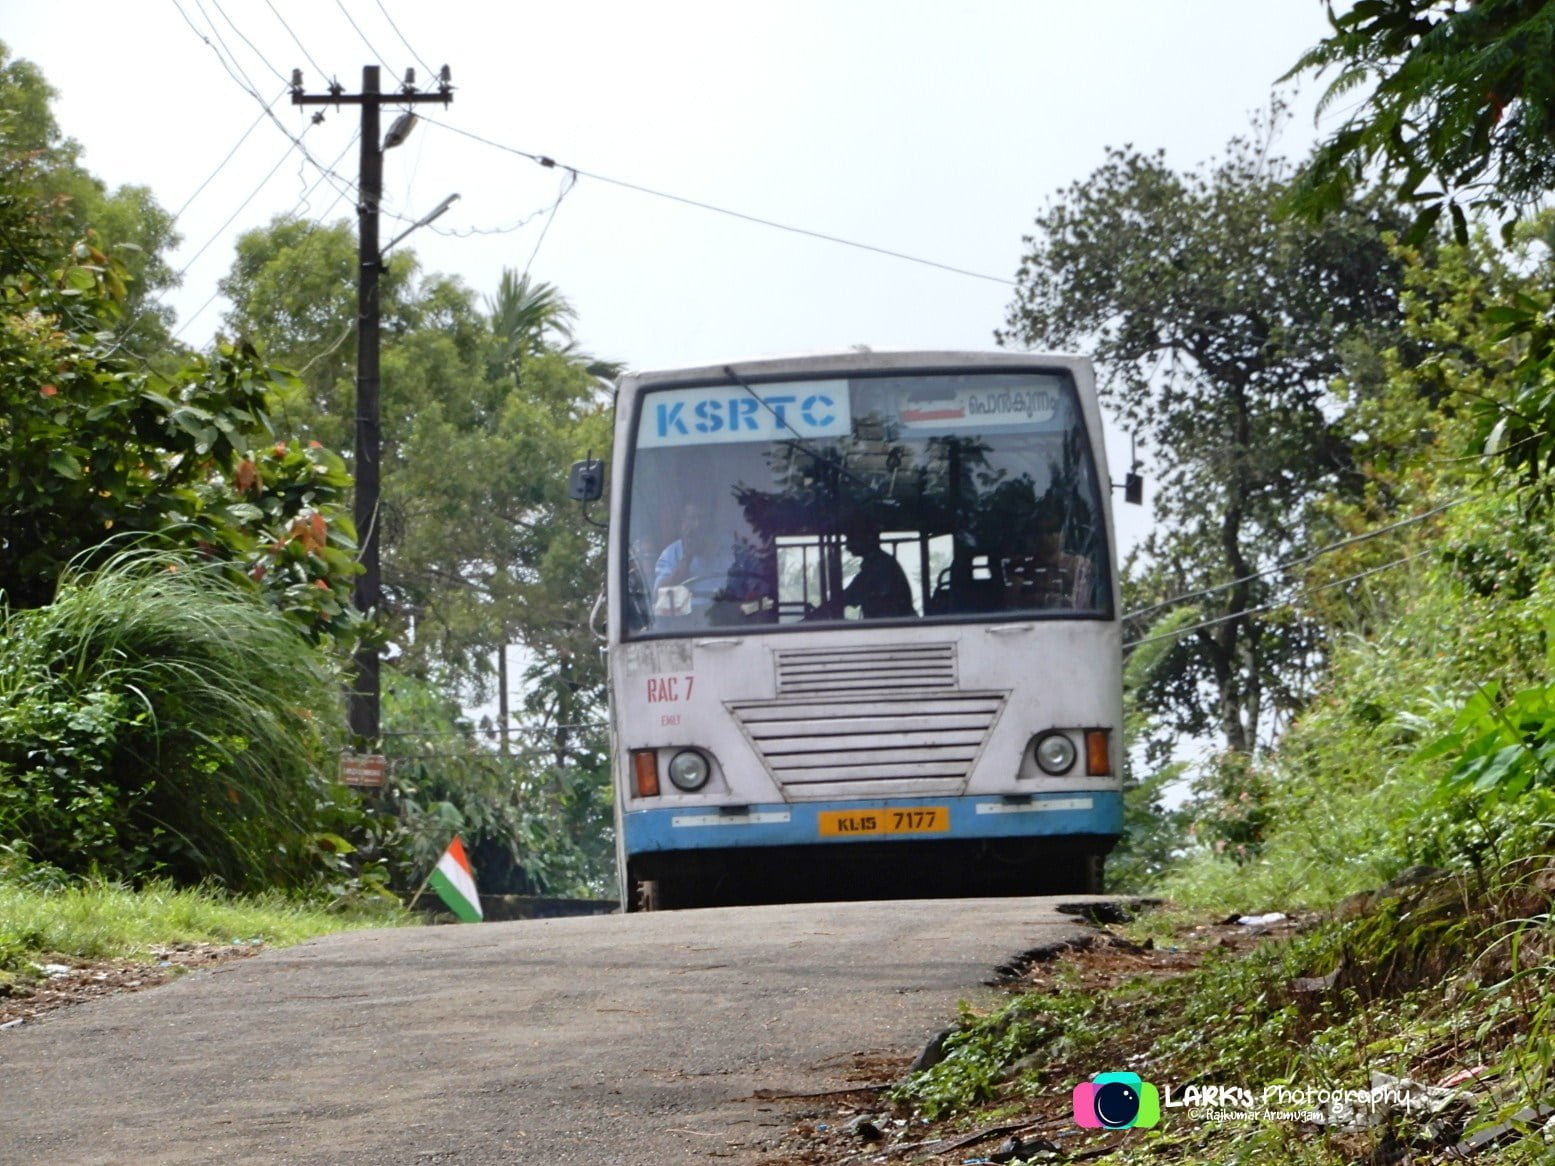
[338,753,386,788]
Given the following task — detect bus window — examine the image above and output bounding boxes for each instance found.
[623,370,1111,636]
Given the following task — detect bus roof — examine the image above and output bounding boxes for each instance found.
[619,350,1092,391]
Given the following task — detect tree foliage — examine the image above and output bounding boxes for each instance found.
[0,43,180,344]
[1286,0,1555,242]
[214,222,618,892]
[216,224,613,697]
[0,60,359,640]
[998,122,1413,752]
[1289,5,1555,501]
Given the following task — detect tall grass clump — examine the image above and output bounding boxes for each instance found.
[0,549,348,891]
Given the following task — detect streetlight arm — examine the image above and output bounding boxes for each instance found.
[381,193,461,257]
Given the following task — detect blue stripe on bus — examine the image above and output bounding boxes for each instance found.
[621,791,1123,854]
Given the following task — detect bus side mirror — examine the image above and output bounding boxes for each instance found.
[1124,472,1143,506]
[568,458,605,502]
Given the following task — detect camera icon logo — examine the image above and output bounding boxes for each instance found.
[1072,1071,1161,1129]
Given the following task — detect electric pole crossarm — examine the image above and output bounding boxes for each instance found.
[290,92,453,106]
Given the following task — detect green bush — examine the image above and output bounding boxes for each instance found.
[0,549,352,891]
[385,746,614,900]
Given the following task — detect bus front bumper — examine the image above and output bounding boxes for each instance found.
[621,791,1123,855]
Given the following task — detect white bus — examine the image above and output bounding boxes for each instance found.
[574,350,1127,910]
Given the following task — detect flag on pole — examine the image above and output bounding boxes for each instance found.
[427,835,483,922]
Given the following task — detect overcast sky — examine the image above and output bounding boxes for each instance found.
[1,2,1340,357]
[2,1,1341,550]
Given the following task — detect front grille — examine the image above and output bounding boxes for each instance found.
[730,691,1005,799]
[773,642,957,697]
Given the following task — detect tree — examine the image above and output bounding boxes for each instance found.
[1289,2,1555,503]
[486,268,622,386]
[997,123,1412,753]
[0,43,181,348]
[487,269,578,375]
[0,73,358,637]
[215,222,614,708]
[1286,0,1555,243]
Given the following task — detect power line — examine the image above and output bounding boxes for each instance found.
[172,0,361,205]
[334,0,393,73]
[418,114,1016,287]
[521,166,577,279]
[173,129,358,343]
[263,0,329,83]
[188,0,277,99]
[294,318,354,375]
[175,135,305,283]
[1123,549,1435,650]
[1121,498,1469,625]
[373,0,438,80]
[93,85,298,358]
[381,722,608,739]
[168,129,319,341]
[425,205,550,239]
[202,0,291,87]
[386,745,603,765]
[293,128,361,219]
[171,102,272,220]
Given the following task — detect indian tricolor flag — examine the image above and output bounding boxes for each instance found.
[428,836,483,922]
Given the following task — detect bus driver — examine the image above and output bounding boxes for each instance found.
[653,500,731,615]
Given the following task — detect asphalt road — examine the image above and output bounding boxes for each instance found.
[0,897,1097,1164]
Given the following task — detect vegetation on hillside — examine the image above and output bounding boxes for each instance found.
[0,41,613,909]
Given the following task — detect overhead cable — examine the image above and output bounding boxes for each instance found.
[521,167,577,279]
[381,722,608,739]
[174,136,305,284]
[173,129,358,343]
[1123,549,1435,650]
[373,0,439,80]
[418,114,1016,287]
[1121,498,1469,624]
[171,101,272,220]
[173,0,360,205]
[202,0,292,86]
[263,0,329,84]
[333,0,393,73]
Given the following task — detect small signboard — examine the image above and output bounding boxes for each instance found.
[339,752,386,788]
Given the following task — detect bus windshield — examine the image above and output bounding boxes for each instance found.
[622,369,1111,636]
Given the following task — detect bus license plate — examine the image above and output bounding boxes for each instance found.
[818,807,950,837]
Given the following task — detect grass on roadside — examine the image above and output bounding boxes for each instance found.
[0,875,407,976]
[885,868,1555,1164]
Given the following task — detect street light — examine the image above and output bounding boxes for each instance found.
[382,193,460,256]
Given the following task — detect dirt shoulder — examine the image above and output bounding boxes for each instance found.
[757,910,1310,1164]
[0,941,266,1028]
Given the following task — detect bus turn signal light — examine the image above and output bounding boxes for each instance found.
[632,750,660,798]
[1085,730,1110,776]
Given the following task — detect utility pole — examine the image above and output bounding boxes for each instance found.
[293,65,453,745]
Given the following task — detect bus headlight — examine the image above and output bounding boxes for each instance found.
[1034,732,1077,776]
[667,749,712,791]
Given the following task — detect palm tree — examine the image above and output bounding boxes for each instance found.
[486,269,576,373]
[486,269,622,385]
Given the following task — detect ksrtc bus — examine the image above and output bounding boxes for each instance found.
[577,350,1127,910]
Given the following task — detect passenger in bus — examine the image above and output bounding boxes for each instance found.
[812,522,916,620]
[1009,508,1093,609]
